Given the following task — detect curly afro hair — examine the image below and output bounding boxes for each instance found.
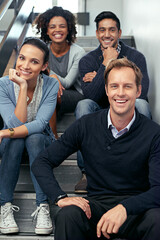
[34,6,77,45]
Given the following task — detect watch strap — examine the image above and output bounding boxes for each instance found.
[55,194,68,205]
[8,128,15,137]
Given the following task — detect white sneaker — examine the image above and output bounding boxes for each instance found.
[31,203,53,235]
[0,202,19,234]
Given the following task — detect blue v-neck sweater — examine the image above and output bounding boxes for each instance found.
[32,109,160,215]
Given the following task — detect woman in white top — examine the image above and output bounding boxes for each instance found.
[34,6,85,138]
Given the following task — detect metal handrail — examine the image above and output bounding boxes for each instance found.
[0,0,13,21]
[0,0,35,129]
[0,0,34,77]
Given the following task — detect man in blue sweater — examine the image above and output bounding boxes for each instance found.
[75,11,151,193]
[32,58,160,240]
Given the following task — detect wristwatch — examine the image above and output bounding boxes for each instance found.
[55,194,68,205]
[8,128,15,137]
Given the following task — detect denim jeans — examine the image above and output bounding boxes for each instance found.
[75,98,152,173]
[0,133,53,206]
[135,98,152,119]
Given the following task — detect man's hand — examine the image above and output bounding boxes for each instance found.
[103,47,119,67]
[83,71,97,82]
[57,196,91,219]
[97,204,127,239]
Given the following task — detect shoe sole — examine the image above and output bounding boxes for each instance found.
[74,190,88,194]
[35,227,53,235]
[0,227,19,234]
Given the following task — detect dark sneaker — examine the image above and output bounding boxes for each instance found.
[75,173,87,194]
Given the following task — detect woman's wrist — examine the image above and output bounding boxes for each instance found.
[0,129,10,139]
[8,128,15,137]
[19,81,28,90]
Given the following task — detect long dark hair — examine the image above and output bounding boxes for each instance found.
[19,37,49,75]
[34,6,77,45]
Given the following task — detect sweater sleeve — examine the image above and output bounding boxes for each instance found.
[50,46,85,89]
[120,134,160,215]
[79,54,106,102]
[31,119,83,203]
[0,79,24,128]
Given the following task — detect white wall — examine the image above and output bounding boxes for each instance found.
[122,0,160,123]
[78,0,123,36]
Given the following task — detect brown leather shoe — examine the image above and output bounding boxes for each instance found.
[74,173,87,194]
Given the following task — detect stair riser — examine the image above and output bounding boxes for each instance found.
[16,162,81,193]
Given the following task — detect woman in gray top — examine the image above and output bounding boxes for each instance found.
[34,6,85,138]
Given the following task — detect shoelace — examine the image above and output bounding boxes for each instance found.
[2,204,19,226]
[3,205,19,219]
[31,205,50,225]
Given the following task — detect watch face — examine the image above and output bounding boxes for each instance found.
[9,128,14,137]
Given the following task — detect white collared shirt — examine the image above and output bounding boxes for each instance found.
[108,109,136,138]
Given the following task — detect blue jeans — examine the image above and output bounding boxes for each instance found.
[75,98,152,172]
[135,99,152,119]
[0,133,53,206]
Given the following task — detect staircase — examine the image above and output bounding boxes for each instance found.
[0,4,135,236]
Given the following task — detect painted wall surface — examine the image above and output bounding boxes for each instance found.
[122,0,160,123]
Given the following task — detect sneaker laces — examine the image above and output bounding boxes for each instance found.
[31,204,50,226]
[2,204,19,226]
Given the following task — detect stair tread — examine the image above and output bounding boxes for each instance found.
[0,234,54,239]
[20,154,77,165]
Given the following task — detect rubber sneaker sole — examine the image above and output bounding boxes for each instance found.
[0,226,19,234]
[74,189,88,194]
[35,226,53,235]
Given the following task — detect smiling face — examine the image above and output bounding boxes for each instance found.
[106,67,141,121]
[16,44,47,82]
[47,16,68,44]
[96,18,121,50]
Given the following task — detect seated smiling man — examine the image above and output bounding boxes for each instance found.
[32,58,160,240]
[75,11,152,194]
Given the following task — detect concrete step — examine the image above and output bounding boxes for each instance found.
[0,236,54,239]
[15,159,81,194]
[76,36,99,48]
[57,112,75,133]
[83,46,96,52]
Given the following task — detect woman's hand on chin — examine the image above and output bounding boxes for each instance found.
[9,69,27,87]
